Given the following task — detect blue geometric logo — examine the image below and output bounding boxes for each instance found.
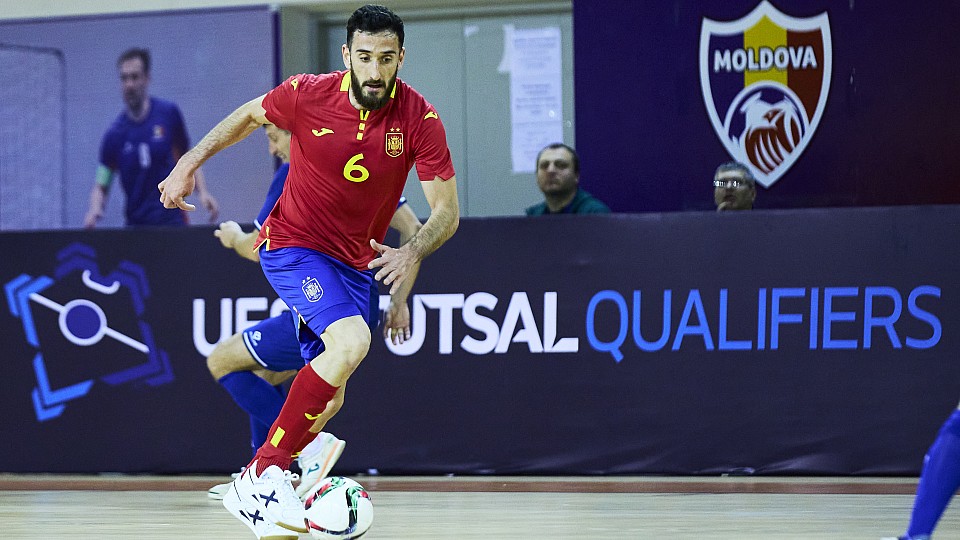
[4,243,174,421]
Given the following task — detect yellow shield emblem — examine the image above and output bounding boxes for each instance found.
[385,132,403,158]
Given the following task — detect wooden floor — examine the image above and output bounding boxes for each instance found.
[0,475,956,539]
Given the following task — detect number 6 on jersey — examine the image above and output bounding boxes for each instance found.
[343,153,369,183]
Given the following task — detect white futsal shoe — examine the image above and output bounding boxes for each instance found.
[223,482,299,540]
[229,460,307,533]
[207,466,245,500]
[296,432,346,500]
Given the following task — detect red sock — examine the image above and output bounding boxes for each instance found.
[254,368,338,475]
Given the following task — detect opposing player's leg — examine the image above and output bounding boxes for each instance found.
[886,407,960,540]
[251,368,297,387]
[208,325,290,433]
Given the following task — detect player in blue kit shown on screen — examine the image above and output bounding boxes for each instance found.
[85,48,218,228]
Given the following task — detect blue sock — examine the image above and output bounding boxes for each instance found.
[249,416,270,455]
[247,385,287,453]
[907,409,960,538]
[218,372,285,430]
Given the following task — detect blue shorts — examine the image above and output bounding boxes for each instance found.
[241,313,306,371]
[260,246,380,361]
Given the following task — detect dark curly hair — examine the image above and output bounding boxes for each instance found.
[347,5,405,49]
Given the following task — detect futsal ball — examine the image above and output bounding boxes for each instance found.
[303,476,374,539]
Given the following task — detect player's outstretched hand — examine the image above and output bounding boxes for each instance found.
[383,300,411,345]
[158,161,197,212]
[368,238,417,295]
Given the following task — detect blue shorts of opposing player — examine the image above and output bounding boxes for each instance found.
[241,314,305,371]
[259,246,380,362]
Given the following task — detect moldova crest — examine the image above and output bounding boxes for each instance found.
[700,1,831,187]
[386,128,403,158]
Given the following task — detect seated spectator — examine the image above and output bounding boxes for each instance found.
[713,161,756,211]
[525,143,610,215]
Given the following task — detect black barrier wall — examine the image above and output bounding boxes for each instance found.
[1,207,959,474]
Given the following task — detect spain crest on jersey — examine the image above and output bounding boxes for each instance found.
[386,130,403,158]
[699,1,832,187]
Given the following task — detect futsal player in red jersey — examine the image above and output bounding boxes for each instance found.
[158,5,459,536]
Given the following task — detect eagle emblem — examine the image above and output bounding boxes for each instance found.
[699,1,832,187]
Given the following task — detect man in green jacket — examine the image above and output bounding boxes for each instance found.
[525,143,610,215]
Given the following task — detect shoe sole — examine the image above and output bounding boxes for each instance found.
[306,439,346,481]
[273,521,308,534]
[323,439,346,477]
[297,439,347,499]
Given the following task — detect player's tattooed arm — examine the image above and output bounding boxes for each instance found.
[411,174,460,260]
[382,204,423,344]
[186,95,270,168]
[369,176,459,295]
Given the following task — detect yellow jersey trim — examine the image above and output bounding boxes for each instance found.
[254,225,270,251]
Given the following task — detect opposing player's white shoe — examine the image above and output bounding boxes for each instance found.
[296,432,346,500]
[230,460,307,533]
[207,466,246,500]
[208,481,231,501]
[223,482,298,539]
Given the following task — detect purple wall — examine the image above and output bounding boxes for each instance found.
[573,1,960,211]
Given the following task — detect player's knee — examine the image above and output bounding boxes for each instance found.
[327,319,371,370]
[340,333,371,370]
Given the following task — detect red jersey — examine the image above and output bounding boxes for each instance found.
[257,71,455,269]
